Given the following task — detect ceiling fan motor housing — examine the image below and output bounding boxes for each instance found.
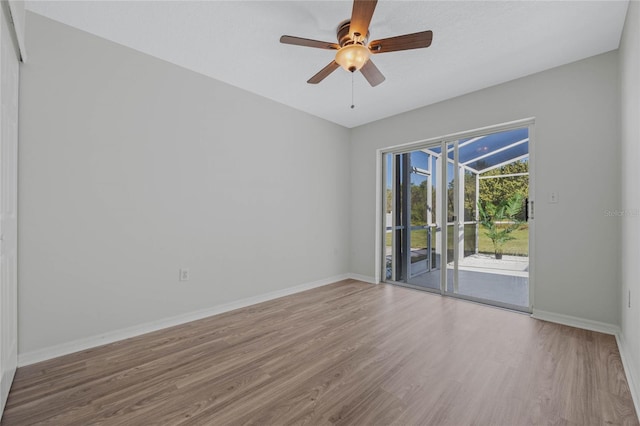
[337,20,369,48]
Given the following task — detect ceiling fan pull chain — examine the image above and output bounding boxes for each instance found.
[351,72,355,109]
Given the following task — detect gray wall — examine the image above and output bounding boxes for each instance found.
[349,51,621,326]
[620,0,640,404]
[18,13,351,355]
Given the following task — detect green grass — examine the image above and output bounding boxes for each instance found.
[386,224,528,257]
[385,229,430,248]
[478,225,529,256]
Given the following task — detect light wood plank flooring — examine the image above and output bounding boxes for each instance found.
[2,280,638,425]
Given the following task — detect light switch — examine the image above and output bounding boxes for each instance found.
[179,268,190,281]
[548,192,559,204]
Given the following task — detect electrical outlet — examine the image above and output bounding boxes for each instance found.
[179,268,190,282]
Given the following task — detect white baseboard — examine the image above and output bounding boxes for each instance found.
[531,309,621,335]
[0,342,16,414]
[616,333,640,421]
[18,274,351,367]
[347,273,378,284]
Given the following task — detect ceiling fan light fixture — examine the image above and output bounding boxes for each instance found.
[335,43,371,72]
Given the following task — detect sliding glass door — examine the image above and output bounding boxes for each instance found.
[383,126,532,312]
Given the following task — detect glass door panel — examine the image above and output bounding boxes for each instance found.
[409,151,429,278]
[387,153,408,282]
[385,145,441,292]
[446,128,530,311]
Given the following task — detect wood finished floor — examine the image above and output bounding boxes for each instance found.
[2,280,638,425]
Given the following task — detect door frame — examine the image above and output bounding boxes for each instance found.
[0,2,20,414]
[376,118,536,313]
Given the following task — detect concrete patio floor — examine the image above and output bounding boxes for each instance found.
[406,254,529,308]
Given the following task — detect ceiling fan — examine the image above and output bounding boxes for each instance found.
[280,0,433,87]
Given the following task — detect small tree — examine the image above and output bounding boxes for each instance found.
[478,193,524,259]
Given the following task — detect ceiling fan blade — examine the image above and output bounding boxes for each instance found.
[369,30,433,54]
[360,60,385,87]
[307,61,340,84]
[350,0,377,40]
[280,35,339,50]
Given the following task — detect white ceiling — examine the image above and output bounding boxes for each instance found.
[25,1,629,128]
